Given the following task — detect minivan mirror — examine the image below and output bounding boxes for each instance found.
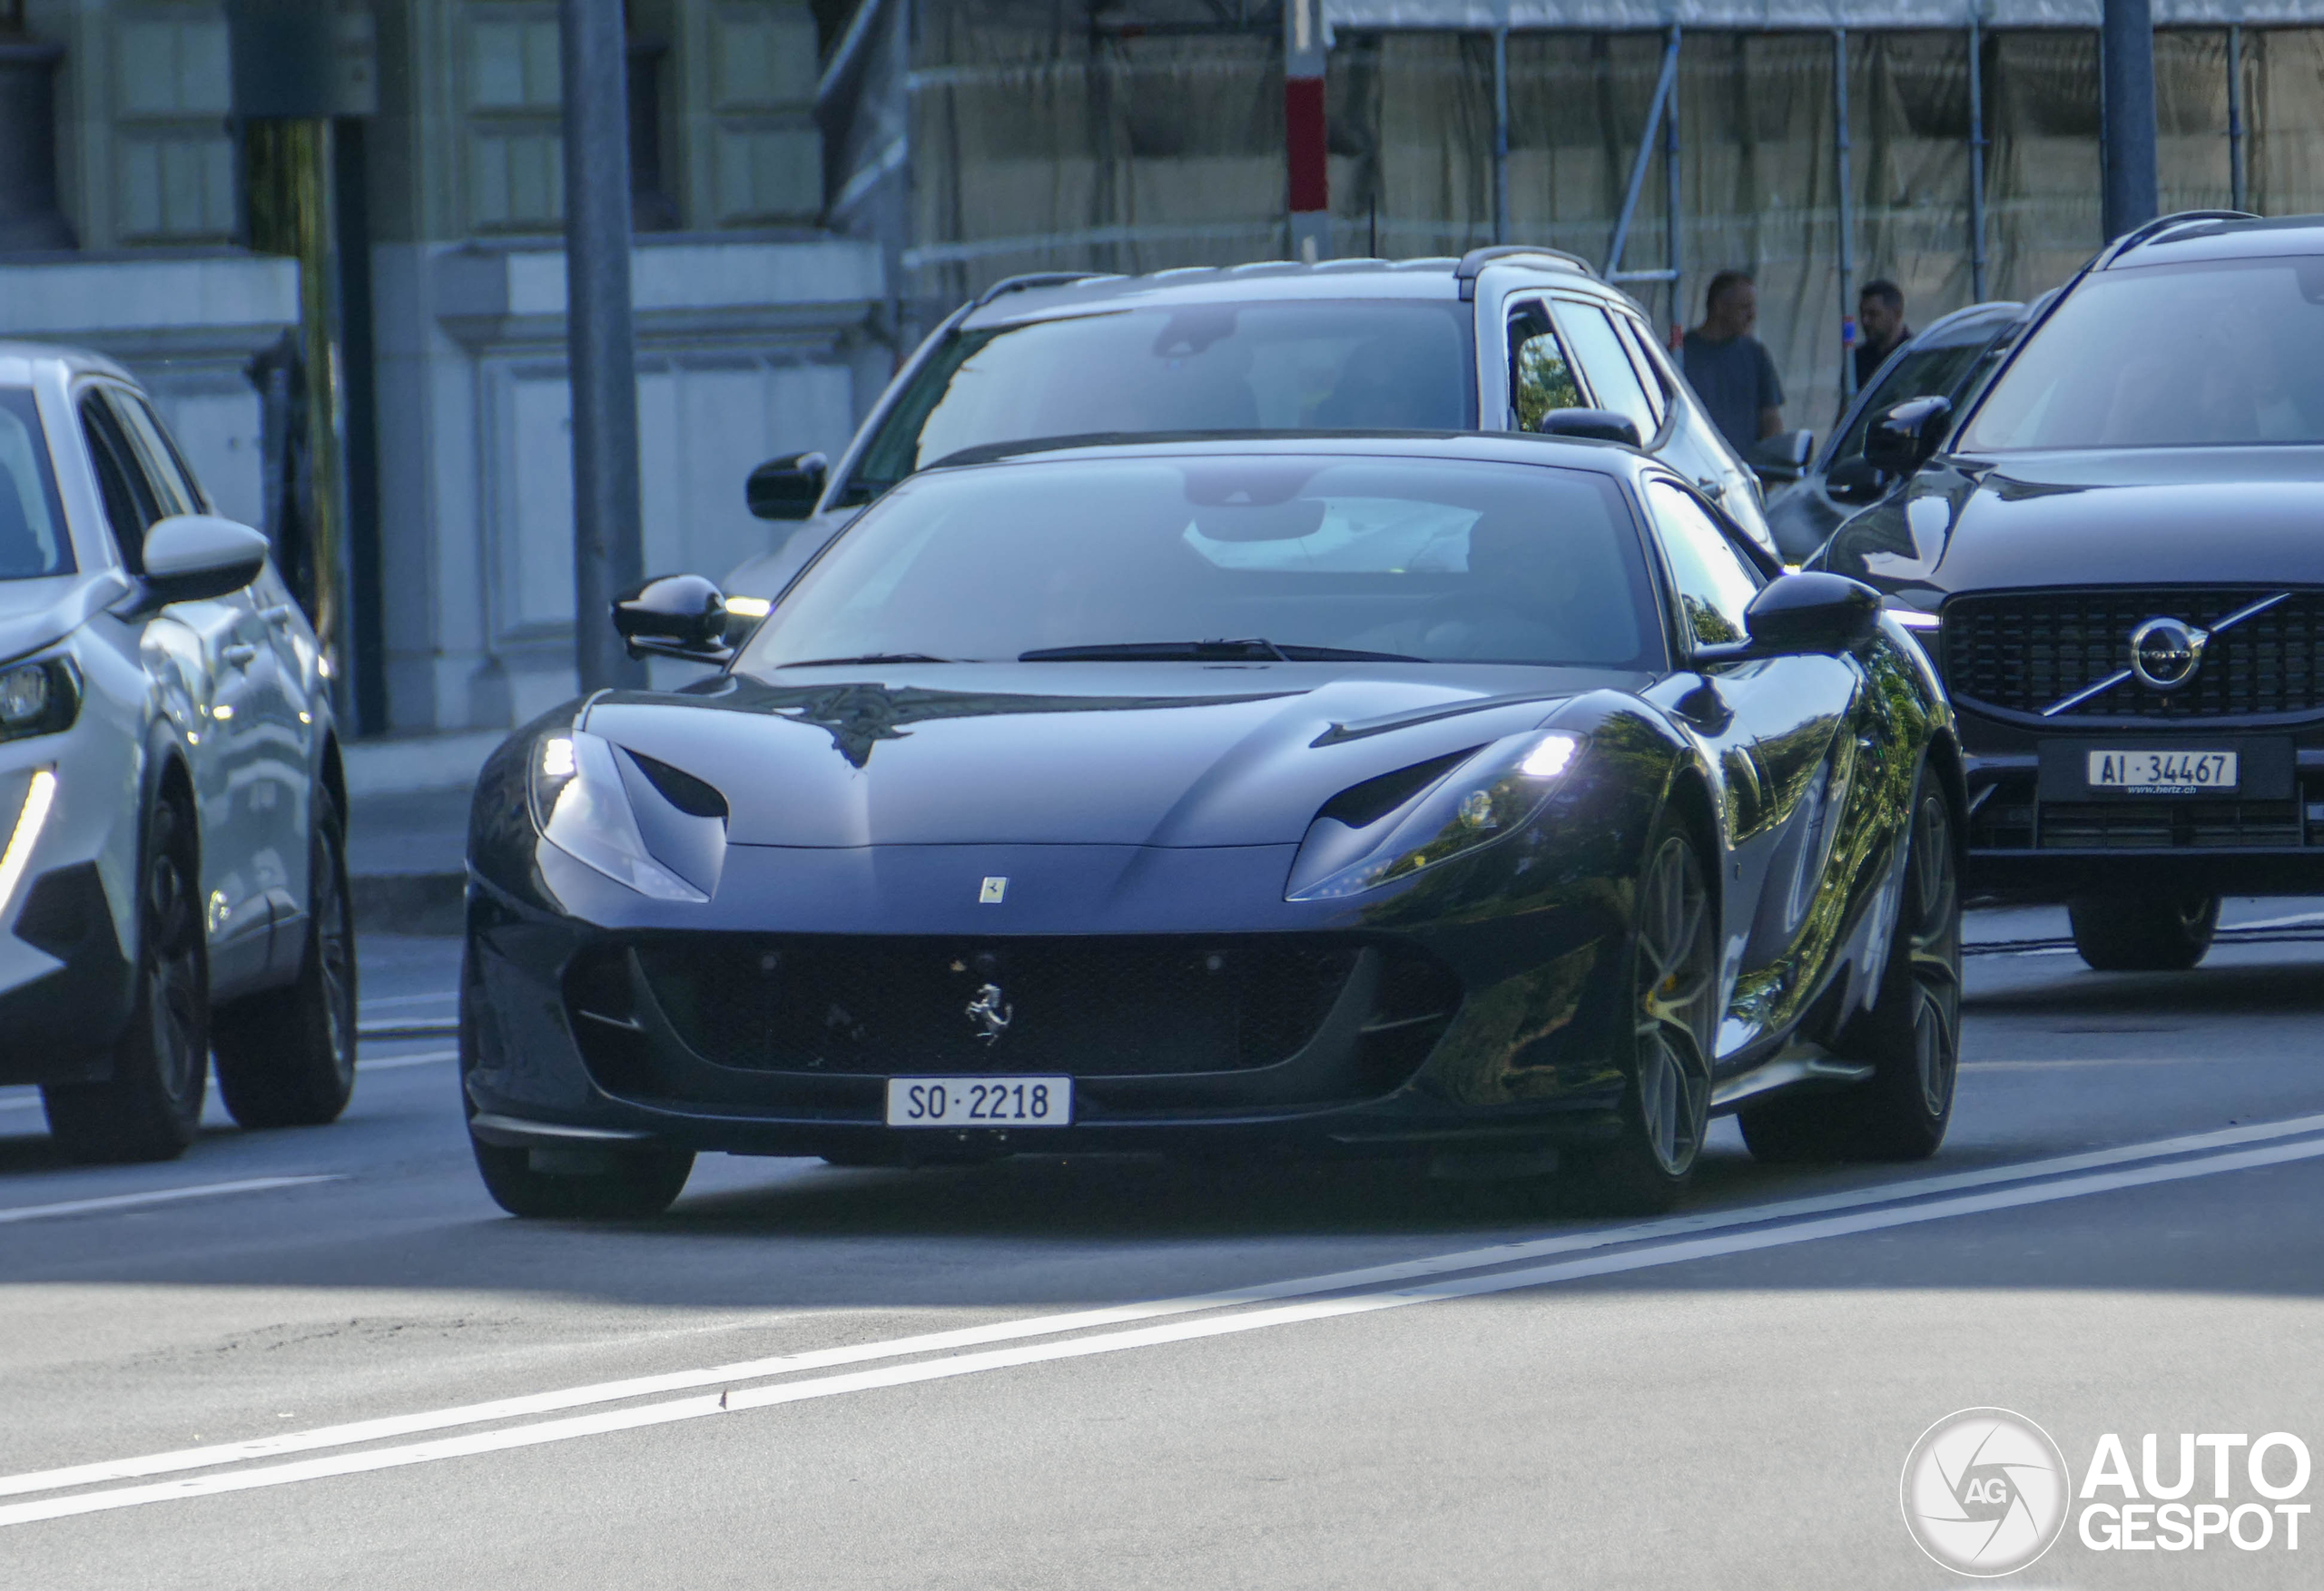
[614,575,733,663]
[1748,428,1816,484]
[1695,573,1881,663]
[1532,408,1643,448]
[746,451,828,521]
[140,515,267,607]
[1864,396,1952,480]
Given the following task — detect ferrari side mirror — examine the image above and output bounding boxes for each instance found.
[614,575,733,663]
[1696,573,1881,663]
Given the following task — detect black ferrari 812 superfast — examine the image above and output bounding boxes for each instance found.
[460,434,1963,1217]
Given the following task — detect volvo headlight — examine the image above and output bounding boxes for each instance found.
[1287,730,1583,901]
[0,656,81,743]
[1881,597,1942,633]
[529,730,707,902]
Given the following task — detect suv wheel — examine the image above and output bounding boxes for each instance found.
[214,791,358,1127]
[2067,893,2219,972]
[44,796,209,1163]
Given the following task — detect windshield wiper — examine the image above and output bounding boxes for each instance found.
[1018,639,1424,663]
[776,653,959,668]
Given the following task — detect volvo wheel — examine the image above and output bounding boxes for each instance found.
[2067,892,2219,973]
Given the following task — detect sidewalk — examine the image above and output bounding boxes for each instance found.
[345,732,503,936]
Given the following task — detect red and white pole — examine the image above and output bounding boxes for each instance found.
[1285,0,1329,262]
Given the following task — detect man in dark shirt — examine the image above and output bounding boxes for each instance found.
[1855,280,1910,392]
[1681,270,1784,455]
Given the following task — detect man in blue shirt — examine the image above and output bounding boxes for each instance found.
[1681,270,1785,456]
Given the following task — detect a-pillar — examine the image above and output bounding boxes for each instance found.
[1285,0,1328,262]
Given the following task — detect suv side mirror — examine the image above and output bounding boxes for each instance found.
[1748,428,1815,484]
[1864,396,1951,479]
[1695,573,1881,663]
[746,451,828,521]
[140,515,267,607]
[614,575,733,663]
[1532,408,1642,448]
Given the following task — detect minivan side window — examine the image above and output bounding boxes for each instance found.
[1610,313,1671,428]
[1557,300,1660,441]
[110,391,208,516]
[1506,301,1581,431]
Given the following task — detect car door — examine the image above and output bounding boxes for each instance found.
[112,388,314,974]
[1634,475,1861,1066]
[78,387,274,994]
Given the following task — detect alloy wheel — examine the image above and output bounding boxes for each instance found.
[146,829,206,1106]
[1632,833,1717,1177]
[1902,791,1962,1119]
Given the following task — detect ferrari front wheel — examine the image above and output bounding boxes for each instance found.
[1575,810,1718,1214]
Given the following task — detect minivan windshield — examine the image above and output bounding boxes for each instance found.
[740,455,1659,672]
[1959,257,2324,450]
[846,302,1477,498]
[0,388,74,580]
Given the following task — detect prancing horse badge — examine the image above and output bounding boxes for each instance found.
[979,877,1009,904]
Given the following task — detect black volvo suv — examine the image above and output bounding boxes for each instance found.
[1814,211,2324,970]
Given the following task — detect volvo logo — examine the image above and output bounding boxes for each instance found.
[2128,615,2209,692]
[965,982,1012,1044]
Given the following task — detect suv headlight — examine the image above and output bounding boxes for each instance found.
[0,656,81,743]
[1881,597,1942,633]
[1287,730,1583,901]
[529,729,707,902]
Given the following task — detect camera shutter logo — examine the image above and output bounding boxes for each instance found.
[1900,1408,2070,1576]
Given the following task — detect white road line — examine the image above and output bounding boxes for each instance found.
[358,1050,456,1072]
[358,990,459,1012]
[0,1176,340,1227]
[5,1110,2323,1508]
[2226,908,2324,933]
[6,1132,2321,1530]
[0,1094,40,1114]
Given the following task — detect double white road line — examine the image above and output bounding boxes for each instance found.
[6,1112,2324,1529]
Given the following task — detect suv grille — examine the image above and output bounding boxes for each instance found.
[566,934,1461,1080]
[1941,588,2324,720]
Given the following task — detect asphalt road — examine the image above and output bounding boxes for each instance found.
[4,903,2322,1588]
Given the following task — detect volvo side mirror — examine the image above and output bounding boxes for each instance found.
[746,451,828,521]
[614,575,733,663]
[1864,396,1952,480]
[1532,408,1643,448]
[138,515,268,608]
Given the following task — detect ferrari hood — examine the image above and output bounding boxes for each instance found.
[581,663,1646,849]
[1823,447,2324,596]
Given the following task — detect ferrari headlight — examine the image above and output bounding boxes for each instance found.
[528,730,706,902]
[0,656,80,742]
[1287,730,1584,901]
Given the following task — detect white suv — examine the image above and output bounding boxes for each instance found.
[0,343,354,1163]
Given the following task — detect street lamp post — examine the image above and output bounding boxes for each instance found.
[561,0,646,693]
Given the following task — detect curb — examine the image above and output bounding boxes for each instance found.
[353,873,467,938]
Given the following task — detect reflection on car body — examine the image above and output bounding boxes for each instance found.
[461,432,1961,1221]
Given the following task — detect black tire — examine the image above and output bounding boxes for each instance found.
[213,793,358,1128]
[1569,808,1718,1214]
[43,796,210,1163]
[2066,892,2219,972]
[1740,773,1963,1164]
[470,1133,695,1218]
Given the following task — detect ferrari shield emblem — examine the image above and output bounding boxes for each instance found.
[979,876,1009,904]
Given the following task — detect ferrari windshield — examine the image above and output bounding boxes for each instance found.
[1959,257,2324,449]
[0,388,73,581]
[740,454,1660,672]
[845,302,1477,497]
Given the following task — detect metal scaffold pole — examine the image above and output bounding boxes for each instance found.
[1967,13,1988,302]
[2100,0,2160,239]
[561,0,645,692]
[1835,26,1856,400]
[2228,23,2247,211]
[1492,27,1511,244]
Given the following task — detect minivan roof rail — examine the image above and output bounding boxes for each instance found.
[970,271,1108,308]
[1452,245,1598,300]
